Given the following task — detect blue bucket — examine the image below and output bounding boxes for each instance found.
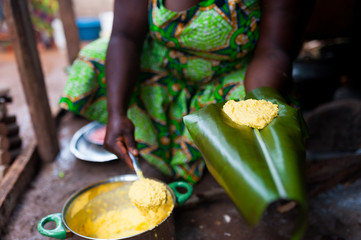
[76,17,101,41]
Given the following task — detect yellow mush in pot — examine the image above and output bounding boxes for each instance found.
[67,180,174,239]
[223,99,278,129]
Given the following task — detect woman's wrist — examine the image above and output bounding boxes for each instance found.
[107,107,128,120]
[245,50,292,93]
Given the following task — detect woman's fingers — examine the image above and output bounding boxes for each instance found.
[124,131,138,157]
[104,135,133,168]
[103,116,137,168]
[115,137,133,168]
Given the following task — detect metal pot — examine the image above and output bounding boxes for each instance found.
[37,175,192,240]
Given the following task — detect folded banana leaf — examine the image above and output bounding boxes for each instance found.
[183,87,308,239]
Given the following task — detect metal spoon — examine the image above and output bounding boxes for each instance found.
[128,151,144,179]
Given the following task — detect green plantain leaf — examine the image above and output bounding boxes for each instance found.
[183,87,308,239]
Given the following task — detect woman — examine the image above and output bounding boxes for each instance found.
[60,0,314,184]
[29,0,58,48]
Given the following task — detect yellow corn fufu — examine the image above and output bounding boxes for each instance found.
[128,178,168,211]
[223,99,278,129]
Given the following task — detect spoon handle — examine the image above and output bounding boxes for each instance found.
[128,151,144,179]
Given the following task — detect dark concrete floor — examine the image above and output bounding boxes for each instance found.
[1,48,361,240]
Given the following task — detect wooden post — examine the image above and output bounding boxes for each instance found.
[2,0,59,162]
[58,0,80,64]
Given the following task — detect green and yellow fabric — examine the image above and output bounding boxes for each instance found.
[59,0,260,184]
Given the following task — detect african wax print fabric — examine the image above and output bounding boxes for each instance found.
[59,0,260,183]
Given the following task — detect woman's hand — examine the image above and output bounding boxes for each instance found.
[104,0,148,168]
[103,115,138,168]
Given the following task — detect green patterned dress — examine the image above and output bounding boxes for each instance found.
[60,0,260,184]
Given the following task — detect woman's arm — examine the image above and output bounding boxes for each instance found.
[104,0,148,167]
[244,0,315,95]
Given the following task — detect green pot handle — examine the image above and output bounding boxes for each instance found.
[37,213,69,239]
[168,181,193,206]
